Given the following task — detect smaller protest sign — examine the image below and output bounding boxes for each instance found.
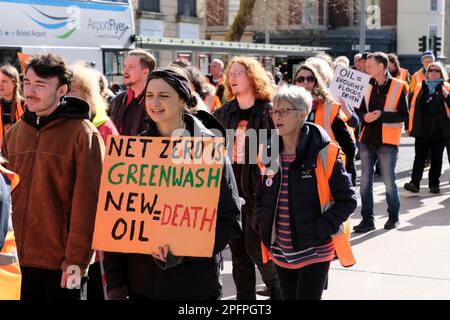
[330,65,371,109]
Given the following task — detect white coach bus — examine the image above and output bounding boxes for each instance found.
[0,0,135,82]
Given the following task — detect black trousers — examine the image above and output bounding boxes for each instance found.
[228,203,280,300]
[87,261,105,300]
[20,266,87,300]
[411,137,447,188]
[275,261,331,300]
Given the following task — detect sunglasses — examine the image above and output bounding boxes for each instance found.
[295,76,316,83]
[428,69,441,73]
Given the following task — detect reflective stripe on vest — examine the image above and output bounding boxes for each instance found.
[315,101,354,166]
[397,68,408,82]
[0,166,21,300]
[382,79,404,145]
[315,101,340,141]
[411,69,425,93]
[445,83,450,119]
[316,143,355,268]
[205,95,213,111]
[364,84,373,108]
[0,231,21,300]
[408,83,423,134]
[396,68,410,94]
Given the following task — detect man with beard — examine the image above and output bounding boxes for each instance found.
[110,49,156,136]
[1,53,104,300]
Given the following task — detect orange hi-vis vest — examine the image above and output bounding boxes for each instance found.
[314,101,340,141]
[0,99,24,143]
[258,143,355,268]
[315,100,356,141]
[314,100,356,165]
[0,165,21,300]
[204,94,222,113]
[408,82,450,134]
[397,68,409,82]
[395,68,410,94]
[363,78,405,146]
[410,68,426,93]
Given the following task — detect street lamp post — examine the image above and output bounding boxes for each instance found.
[359,0,366,53]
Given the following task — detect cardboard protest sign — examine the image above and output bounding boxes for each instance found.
[330,65,371,109]
[92,136,225,258]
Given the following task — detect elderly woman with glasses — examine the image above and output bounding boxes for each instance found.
[405,62,450,194]
[252,86,357,300]
[293,63,358,186]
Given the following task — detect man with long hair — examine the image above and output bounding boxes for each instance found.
[214,56,281,300]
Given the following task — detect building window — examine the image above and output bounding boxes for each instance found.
[430,0,438,11]
[429,24,438,39]
[206,0,225,26]
[178,0,197,17]
[139,0,160,12]
[303,0,317,26]
[289,0,301,25]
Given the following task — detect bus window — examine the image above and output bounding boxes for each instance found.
[103,50,125,87]
[0,0,134,75]
[0,48,21,73]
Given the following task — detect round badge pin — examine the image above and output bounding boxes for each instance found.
[265,178,273,187]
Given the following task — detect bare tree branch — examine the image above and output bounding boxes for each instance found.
[224,0,257,41]
[221,0,355,42]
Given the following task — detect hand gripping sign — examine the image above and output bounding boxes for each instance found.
[330,65,371,109]
[92,136,225,258]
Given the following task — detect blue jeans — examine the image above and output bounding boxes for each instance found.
[359,143,400,222]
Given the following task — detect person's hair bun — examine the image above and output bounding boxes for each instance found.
[187,94,198,109]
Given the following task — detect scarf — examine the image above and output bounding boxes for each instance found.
[425,79,444,95]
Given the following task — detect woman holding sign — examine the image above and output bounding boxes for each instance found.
[252,86,357,300]
[104,68,242,300]
[294,63,358,186]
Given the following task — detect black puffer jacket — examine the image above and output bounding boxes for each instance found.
[409,81,450,140]
[252,123,356,251]
[104,112,242,300]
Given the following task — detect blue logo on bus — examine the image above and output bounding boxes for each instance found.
[26,6,78,39]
